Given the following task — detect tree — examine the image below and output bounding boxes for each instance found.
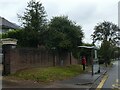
[46,16,84,51]
[99,40,112,66]
[92,21,119,65]
[45,16,84,60]
[92,21,119,45]
[18,0,47,47]
[2,30,25,47]
[18,0,47,32]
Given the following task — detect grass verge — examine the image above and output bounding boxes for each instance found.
[10,65,84,83]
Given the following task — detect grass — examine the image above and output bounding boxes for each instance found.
[10,65,84,83]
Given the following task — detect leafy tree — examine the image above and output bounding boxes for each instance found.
[2,30,24,46]
[2,29,41,47]
[118,47,120,59]
[99,40,112,66]
[92,21,119,65]
[44,16,84,62]
[111,46,120,60]
[18,0,47,32]
[18,0,47,47]
[46,16,84,52]
[92,21,119,45]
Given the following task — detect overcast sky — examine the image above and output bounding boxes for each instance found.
[0,0,119,44]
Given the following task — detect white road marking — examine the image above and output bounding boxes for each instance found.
[112,79,120,89]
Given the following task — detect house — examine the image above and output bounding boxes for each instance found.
[0,16,20,33]
[0,16,19,48]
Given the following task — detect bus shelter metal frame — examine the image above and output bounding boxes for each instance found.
[78,46,100,76]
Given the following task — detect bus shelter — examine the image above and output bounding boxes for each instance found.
[78,46,100,75]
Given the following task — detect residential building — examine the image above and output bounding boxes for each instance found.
[0,16,20,33]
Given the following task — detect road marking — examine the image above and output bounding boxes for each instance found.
[112,79,120,89]
[112,84,120,87]
[96,74,108,90]
[112,84,120,89]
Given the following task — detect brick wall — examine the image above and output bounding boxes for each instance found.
[5,48,78,74]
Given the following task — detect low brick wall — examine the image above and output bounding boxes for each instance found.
[4,48,78,74]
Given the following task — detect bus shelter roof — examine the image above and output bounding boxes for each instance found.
[78,46,98,50]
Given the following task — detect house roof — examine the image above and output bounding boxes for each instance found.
[0,16,20,29]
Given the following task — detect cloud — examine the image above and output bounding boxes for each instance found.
[0,0,119,43]
[0,0,29,24]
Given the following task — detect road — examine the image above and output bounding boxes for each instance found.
[101,60,120,89]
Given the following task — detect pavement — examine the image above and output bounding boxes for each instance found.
[2,65,108,89]
[45,66,108,89]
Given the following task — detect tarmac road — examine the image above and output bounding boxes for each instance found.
[101,60,120,89]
